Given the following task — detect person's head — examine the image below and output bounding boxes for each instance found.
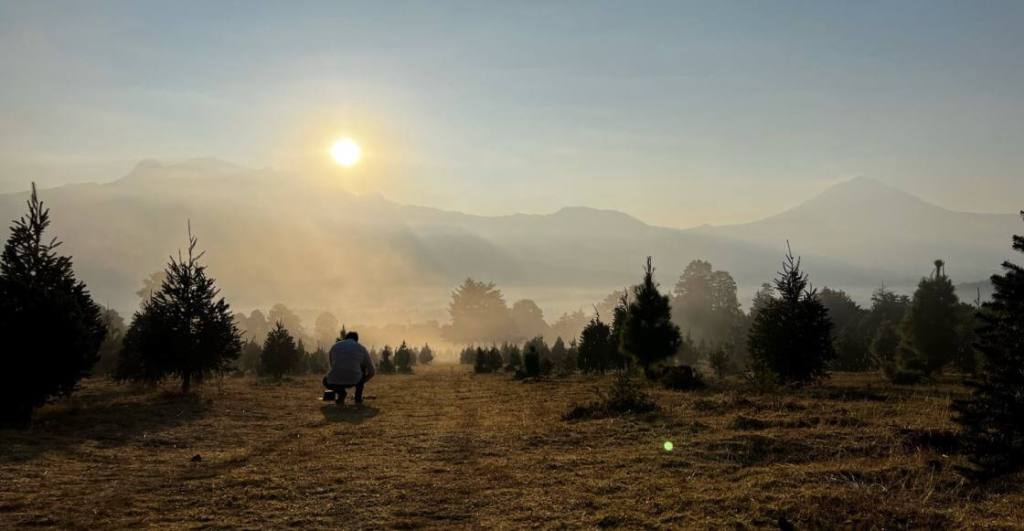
[344,331,359,342]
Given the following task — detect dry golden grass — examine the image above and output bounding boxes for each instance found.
[1,366,1022,529]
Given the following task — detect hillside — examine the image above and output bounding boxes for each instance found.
[0,163,1016,320]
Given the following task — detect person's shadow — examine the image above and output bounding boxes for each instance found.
[319,404,380,424]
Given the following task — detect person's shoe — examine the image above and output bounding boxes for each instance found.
[335,394,346,406]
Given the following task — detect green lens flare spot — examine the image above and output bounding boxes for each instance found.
[663,441,674,451]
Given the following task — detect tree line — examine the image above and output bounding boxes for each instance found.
[1,185,1022,479]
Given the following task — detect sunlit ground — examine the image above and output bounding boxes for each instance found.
[1,367,1021,528]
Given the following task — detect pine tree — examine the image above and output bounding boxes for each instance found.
[395,341,414,373]
[747,244,834,385]
[577,315,613,373]
[900,260,961,375]
[953,212,1024,478]
[0,184,106,426]
[306,345,329,374]
[378,345,396,374]
[473,347,491,374]
[870,320,901,378]
[115,226,242,392]
[237,339,262,374]
[292,339,308,374]
[609,291,629,370]
[621,257,682,379]
[259,322,300,379]
[504,343,523,369]
[418,343,434,365]
[522,343,541,378]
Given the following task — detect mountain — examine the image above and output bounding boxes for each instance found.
[0,163,1016,321]
[689,176,1020,286]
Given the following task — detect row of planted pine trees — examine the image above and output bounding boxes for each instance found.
[1,185,1022,480]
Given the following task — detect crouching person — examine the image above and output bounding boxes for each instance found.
[323,331,375,405]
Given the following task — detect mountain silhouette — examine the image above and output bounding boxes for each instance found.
[0,162,1014,318]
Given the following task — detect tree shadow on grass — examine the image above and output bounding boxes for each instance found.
[0,388,207,463]
[320,404,380,424]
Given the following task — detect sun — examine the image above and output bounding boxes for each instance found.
[330,138,361,167]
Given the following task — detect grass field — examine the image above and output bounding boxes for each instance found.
[1,365,1021,529]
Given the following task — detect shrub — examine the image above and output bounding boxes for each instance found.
[656,365,705,391]
[563,371,657,420]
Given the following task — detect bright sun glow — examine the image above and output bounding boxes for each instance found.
[330,138,361,167]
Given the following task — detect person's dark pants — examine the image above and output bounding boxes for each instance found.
[322,375,370,403]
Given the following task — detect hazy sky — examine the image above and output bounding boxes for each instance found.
[2,1,1022,227]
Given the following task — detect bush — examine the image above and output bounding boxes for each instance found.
[656,365,705,391]
[564,371,657,420]
[708,349,732,380]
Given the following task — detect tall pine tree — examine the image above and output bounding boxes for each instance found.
[0,184,105,427]
[621,257,682,379]
[953,212,1024,478]
[116,226,242,392]
[747,244,834,385]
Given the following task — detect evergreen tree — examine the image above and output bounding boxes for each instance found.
[115,227,242,392]
[395,341,414,373]
[503,343,523,369]
[550,337,568,366]
[818,287,871,371]
[747,245,834,385]
[870,320,901,379]
[577,315,613,373]
[522,343,541,377]
[93,306,127,377]
[260,322,301,379]
[293,339,308,374]
[900,260,960,375]
[237,339,262,374]
[378,345,396,374]
[473,347,491,374]
[418,343,434,365]
[488,346,504,372]
[0,184,106,426]
[621,257,682,379]
[306,345,329,374]
[953,212,1024,478]
[609,291,629,370]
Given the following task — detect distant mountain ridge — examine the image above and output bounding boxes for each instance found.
[0,161,1017,320]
